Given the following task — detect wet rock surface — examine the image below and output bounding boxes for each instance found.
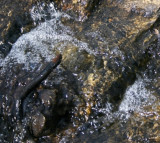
[54,0,100,21]
[0,0,160,142]
[0,0,55,57]
[61,0,160,114]
[0,0,38,57]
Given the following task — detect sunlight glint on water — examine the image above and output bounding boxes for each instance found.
[118,77,156,120]
[86,77,157,132]
[0,3,96,71]
[97,77,156,125]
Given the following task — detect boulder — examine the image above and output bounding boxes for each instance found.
[1,0,160,142]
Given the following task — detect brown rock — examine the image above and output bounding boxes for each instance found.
[54,0,100,21]
[31,112,46,137]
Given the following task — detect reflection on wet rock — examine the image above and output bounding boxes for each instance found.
[0,0,39,57]
[54,0,100,21]
[0,0,160,142]
[62,43,94,73]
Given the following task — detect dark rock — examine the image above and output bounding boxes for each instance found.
[38,89,57,117]
[1,0,160,142]
[31,112,46,137]
[54,0,100,21]
[0,0,39,57]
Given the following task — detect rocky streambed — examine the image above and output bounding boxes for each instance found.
[0,0,160,142]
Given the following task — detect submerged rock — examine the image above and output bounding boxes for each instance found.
[54,0,100,21]
[0,0,160,142]
[55,0,160,142]
[0,0,38,56]
[74,99,160,143]
[59,0,160,116]
[0,0,55,57]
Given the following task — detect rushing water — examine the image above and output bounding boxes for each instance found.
[0,3,97,73]
[119,77,156,115]
[0,1,160,142]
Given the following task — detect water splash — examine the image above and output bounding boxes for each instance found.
[0,2,96,72]
[118,77,156,120]
[103,77,155,122]
[78,76,157,137]
[30,2,67,25]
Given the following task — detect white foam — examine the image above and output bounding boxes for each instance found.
[0,2,95,71]
[94,77,157,125]
[30,2,64,25]
[119,77,156,114]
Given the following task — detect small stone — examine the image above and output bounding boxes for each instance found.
[31,112,46,137]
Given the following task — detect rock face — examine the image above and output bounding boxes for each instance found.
[57,0,160,142]
[0,0,160,142]
[60,0,160,114]
[54,0,100,21]
[0,0,39,57]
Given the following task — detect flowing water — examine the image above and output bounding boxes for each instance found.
[0,3,90,71]
[0,1,160,142]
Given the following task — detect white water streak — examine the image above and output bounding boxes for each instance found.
[118,77,156,118]
[0,3,94,71]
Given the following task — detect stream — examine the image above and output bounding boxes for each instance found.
[0,1,160,143]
